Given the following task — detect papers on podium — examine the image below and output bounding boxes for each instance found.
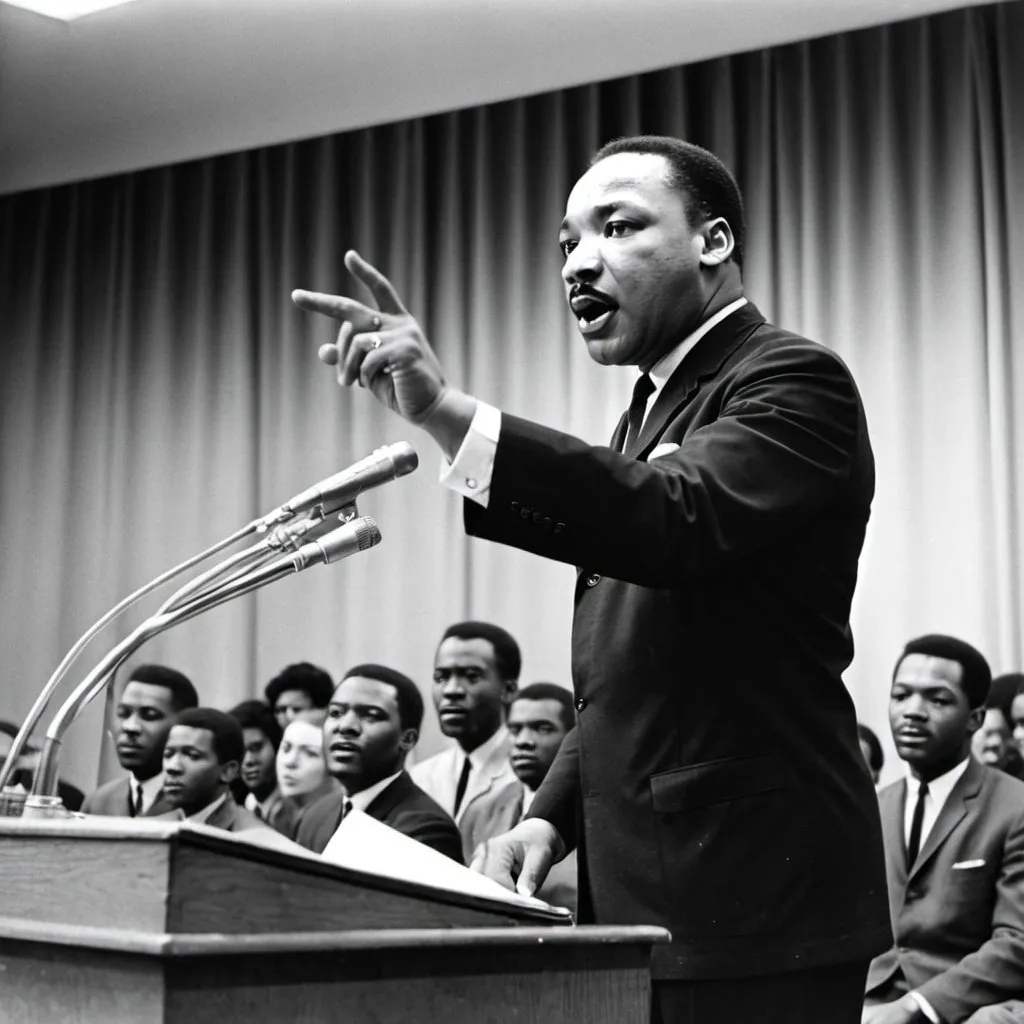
[320,808,573,917]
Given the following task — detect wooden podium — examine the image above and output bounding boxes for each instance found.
[0,817,668,1023]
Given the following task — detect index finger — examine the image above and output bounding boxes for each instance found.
[345,250,409,316]
[291,289,378,328]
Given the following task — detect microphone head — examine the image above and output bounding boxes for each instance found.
[315,515,382,565]
[383,441,419,478]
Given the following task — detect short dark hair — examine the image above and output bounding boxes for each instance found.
[856,723,884,774]
[264,662,334,709]
[341,664,424,732]
[988,673,1024,722]
[172,707,244,766]
[592,135,746,269]
[126,664,199,712]
[440,621,521,681]
[228,699,283,749]
[894,635,992,709]
[512,683,575,732]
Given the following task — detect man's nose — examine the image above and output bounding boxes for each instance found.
[514,732,536,749]
[120,715,141,735]
[561,241,601,285]
[903,696,928,718]
[441,678,466,698]
[164,756,182,775]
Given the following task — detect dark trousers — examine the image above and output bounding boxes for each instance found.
[652,959,870,1024]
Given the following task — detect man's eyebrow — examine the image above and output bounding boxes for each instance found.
[559,196,641,234]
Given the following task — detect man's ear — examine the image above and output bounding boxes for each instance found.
[699,217,735,266]
[965,706,986,736]
[220,760,240,785]
[502,679,519,707]
[398,727,419,754]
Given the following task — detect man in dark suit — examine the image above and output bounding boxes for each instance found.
[160,707,270,834]
[296,664,463,862]
[293,134,890,1022]
[82,664,198,817]
[864,635,1024,1024]
[461,683,578,912]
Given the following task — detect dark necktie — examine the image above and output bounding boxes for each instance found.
[906,780,929,867]
[623,373,656,452]
[130,782,143,817]
[452,758,472,816]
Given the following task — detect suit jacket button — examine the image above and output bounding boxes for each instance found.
[520,506,532,520]
[543,517,553,529]
[575,697,587,712]
[510,501,519,512]
[585,573,601,587]
[533,511,544,525]
[553,522,565,534]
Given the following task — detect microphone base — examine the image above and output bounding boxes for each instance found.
[21,794,71,820]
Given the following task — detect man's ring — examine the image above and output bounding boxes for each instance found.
[369,334,382,351]
[371,314,382,330]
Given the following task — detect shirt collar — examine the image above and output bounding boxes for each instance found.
[131,772,165,809]
[463,725,510,774]
[648,297,749,395]
[347,770,403,812]
[185,792,228,824]
[904,756,971,808]
[521,785,536,817]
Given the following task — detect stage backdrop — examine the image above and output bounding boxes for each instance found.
[1,1,1021,792]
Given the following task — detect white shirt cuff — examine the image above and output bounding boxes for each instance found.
[438,401,500,508]
[908,992,940,1023]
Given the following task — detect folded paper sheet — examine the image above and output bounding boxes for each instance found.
[320,808,572,918]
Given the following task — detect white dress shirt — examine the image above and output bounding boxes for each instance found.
[902,756,971,1024]
[131,772,165,815]
[440,299,749,506]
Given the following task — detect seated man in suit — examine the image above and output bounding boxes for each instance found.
[265,661,335,731]
[974,674,1024,781]
[863,634,1024,1024]
[411,621,520,861]
[228,698,285,827]
[297,664,463,862]
[464,683,579,911]
[82,664,198,817]
[161,707,271,833]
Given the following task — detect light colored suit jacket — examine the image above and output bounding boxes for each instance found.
[460,777,578,914]
[866,757,1024,1023]
[81,777,176,817]
[411,729,518,862]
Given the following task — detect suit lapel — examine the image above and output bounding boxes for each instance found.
[625,302,765,461]
[908,759,984,881]
[609,411,628,452]
[880,781,908,889]
[364,773,406,823]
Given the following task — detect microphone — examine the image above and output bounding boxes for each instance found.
[259,442,418,527]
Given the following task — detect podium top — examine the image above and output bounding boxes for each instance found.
[0,815,571,925]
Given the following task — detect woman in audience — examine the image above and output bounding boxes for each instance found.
[272,711,339,840]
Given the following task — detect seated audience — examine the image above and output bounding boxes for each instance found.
[463,683,579,912]
[161,708,269,833]
[265,662,335,730]
[0,720,85,811]
[228,699,284,827]
[1010,675,1024,766]
[863,634,1024,1024]
[411,621,519,861]
[273,711,340,840]
[978,673,1024,780]
[297,664,463,862]
[858,722,885,787]
[82,664,198,817]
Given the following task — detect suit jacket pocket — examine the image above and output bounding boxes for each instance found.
[649,754,808,940]
[650,753,785,812]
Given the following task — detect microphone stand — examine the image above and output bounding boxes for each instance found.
[23,516,381,816]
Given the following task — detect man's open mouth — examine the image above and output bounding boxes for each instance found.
[570,293,618,333]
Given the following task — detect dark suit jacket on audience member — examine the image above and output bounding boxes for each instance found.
[201,793,273,834]
[81,777,176,817]
[273,778,342,841]
[464,302,891,979]
[866,757,1024,1023]
[296,771,463,863]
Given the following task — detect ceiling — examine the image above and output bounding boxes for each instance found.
[0,0,994,196]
